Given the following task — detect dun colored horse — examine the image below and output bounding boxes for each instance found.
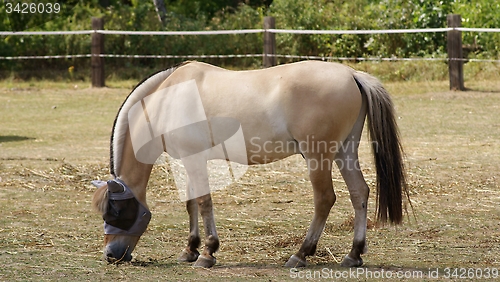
[92,61,408,268]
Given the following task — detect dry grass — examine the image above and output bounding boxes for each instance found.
[1,76,499,281]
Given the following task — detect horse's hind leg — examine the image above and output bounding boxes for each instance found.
[285,156,336,268]
[336,102,369,267]
[336,150,369,267]
[178,196,201,262]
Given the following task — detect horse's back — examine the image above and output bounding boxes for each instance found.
[158,61,363,163]
[169,60,356,86]
[164,60,361,115]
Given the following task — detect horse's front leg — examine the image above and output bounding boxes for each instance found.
[181,156,219,267]
[178,197,201,262]
[193,193,219,268]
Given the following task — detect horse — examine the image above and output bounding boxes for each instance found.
[91,60,408,268]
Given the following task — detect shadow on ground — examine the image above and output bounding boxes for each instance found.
[0,135,34,143]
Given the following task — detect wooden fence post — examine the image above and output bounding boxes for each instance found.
[447,14,464,91]
[263,16,276,68]
[91,17,105,88]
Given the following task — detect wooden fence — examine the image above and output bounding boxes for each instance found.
[89,14,470,90]
[2,14,496,90]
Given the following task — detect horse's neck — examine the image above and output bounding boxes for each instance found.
[111,68,179,206]
[116,131,153,206]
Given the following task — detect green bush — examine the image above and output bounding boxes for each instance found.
[0,0,498,80]
[453,0,500,57]
[268,0,455,59]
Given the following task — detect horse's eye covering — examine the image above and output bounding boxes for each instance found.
[103,198,139,230]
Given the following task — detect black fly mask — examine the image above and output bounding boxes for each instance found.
[102,179,151,236]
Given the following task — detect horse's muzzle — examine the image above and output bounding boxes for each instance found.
[104,244,133,263]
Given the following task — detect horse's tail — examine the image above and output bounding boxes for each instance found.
[353,71,408,224]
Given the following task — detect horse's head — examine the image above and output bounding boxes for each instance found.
[91,179,151,263]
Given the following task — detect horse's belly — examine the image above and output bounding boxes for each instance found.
[245,137,299,165]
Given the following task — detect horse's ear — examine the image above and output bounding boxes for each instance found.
[107,181,124,193]
[91,180,107,188]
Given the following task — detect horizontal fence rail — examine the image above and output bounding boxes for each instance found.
[1,27,500,36]
[1,54,498,63]
[0,54,263,60]
[0,15,499,89]
[2,26,499,62]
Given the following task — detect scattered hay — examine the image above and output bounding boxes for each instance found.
[5,161,110,191]
[325,215,376,232]
[273,233,304,248]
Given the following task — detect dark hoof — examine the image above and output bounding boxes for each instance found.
[340,255,363,267]
[178,249,200,262]
[193,254,216,268]
[285,255,307,268]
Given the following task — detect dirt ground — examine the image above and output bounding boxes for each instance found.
[0,79,499,281]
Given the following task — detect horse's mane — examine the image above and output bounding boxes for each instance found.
[92,184,108,214]
[110,61,192,177]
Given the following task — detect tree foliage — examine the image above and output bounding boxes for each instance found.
[0,0,498,79]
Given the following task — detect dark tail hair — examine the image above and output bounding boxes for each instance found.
[353,71,409,224]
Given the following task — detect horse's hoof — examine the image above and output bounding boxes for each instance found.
[178,249,200,262]
[340,255,363,267]
[193,254,216,268]
[285,254,307,268]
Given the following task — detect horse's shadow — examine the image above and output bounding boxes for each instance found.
[130,259,432,277]
[0,135,34,143]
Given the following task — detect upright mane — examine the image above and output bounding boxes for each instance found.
[110,61,191,177]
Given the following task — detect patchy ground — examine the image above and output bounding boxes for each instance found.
[0,79,499,281]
